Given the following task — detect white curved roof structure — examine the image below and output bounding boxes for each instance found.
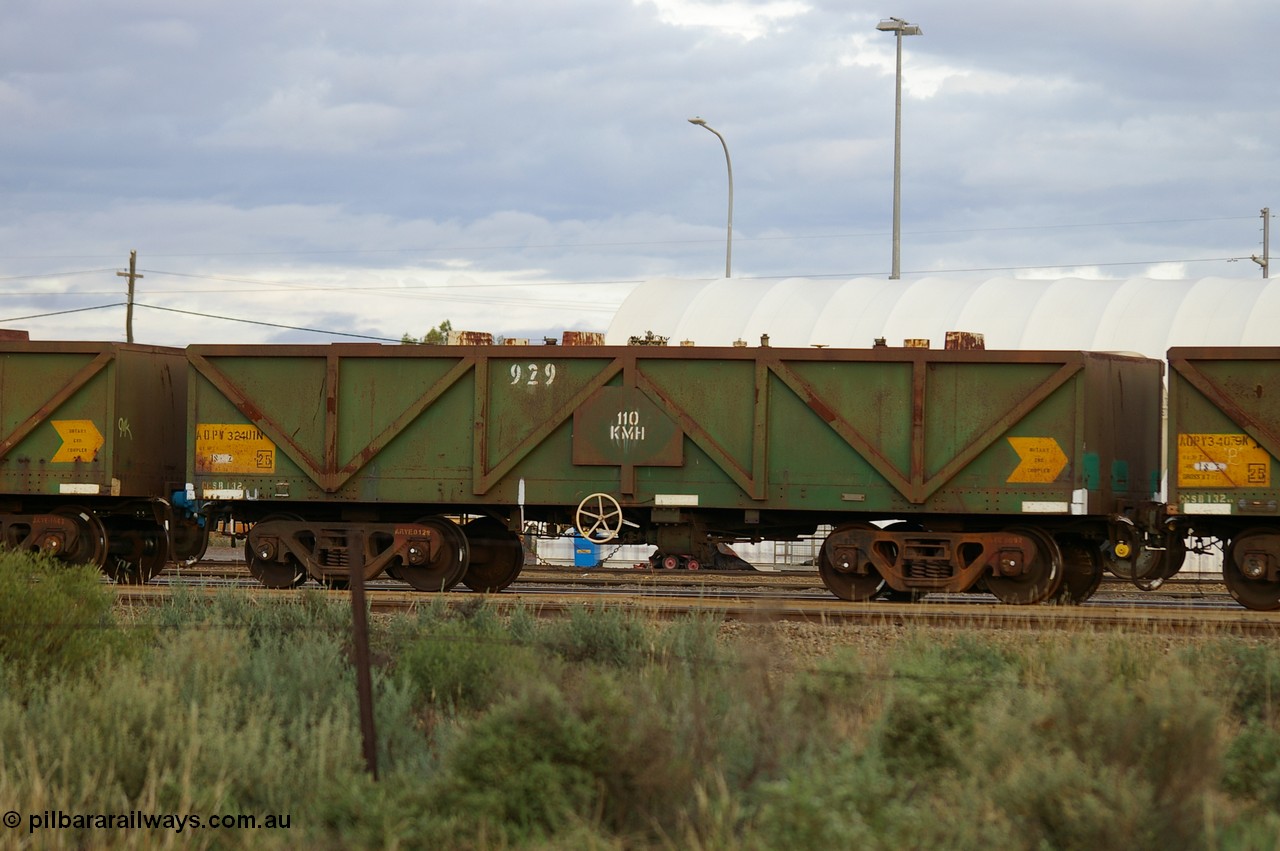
[605,276,1280,358]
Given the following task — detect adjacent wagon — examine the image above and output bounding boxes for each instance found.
[1168,347,1280,609]
[0,341,201,581]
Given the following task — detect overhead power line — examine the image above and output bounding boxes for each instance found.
[0,303,126,322]
[0,302,402,342]
[0,268,117,282]
[132,303,406,342]
[0,302,411,342]
[0,213,1264,263]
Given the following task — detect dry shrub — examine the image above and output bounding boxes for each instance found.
[0,552,131,686]
[397,612,539,714]
[949,636,1224,849]
[1205,640,1280,813]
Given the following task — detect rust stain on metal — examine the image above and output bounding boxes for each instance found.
[562,331,605,346]
[945,331,986,350]
[447,331,495,346]
[807,395,839,423]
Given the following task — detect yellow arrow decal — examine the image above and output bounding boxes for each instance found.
[51,420,105,463]
[1007,437,1068,483]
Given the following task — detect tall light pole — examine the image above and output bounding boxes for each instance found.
[876,17,921,280]
[688,117,734,278]
[1252,207,1270,279]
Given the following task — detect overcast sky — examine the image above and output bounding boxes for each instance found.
[2,0,1276,346]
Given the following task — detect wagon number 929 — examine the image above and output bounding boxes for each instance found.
[510,363,557,386]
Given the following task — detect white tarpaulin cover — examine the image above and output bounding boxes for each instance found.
[605,276,1279,358]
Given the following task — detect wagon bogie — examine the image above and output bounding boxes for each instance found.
[821,523,1067,602]
[242,513,473,590]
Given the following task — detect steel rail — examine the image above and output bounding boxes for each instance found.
[112,583,1280,637]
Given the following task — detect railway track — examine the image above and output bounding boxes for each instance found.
[161,555,1230,593]
[118,560,1280,637]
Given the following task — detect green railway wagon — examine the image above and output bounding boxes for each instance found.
[0,341,200,581]
[187,342,1165,603]
[1168,347,1280,610]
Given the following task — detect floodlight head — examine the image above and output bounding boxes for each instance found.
[688,117,707,126]
[876,18,921,35]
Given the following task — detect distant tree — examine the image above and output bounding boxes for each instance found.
[401,320,453,345]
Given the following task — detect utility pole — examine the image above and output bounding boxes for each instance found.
[1252,208,1270,279]
[116,250,143,342]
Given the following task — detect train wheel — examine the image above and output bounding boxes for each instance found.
[171,516,209,565]
[51,506,108,570]
[460,517,524,593]
[245,514,308,588]
[1100,516,1168,581]
[986,526,1063,605]
[102,521,169,584]
[1224,529,1280,611]
[818,523,884,602]
[684,557,701,571]
[398,516,470,592]
[660,554,680,570]
[1054,535,1103,604]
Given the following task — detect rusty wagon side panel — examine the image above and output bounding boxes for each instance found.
[188,342,1161,539]
[187,343,1163,515]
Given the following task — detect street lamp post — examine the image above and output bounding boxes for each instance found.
[688,117,734,278]
[876,17,922,280]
